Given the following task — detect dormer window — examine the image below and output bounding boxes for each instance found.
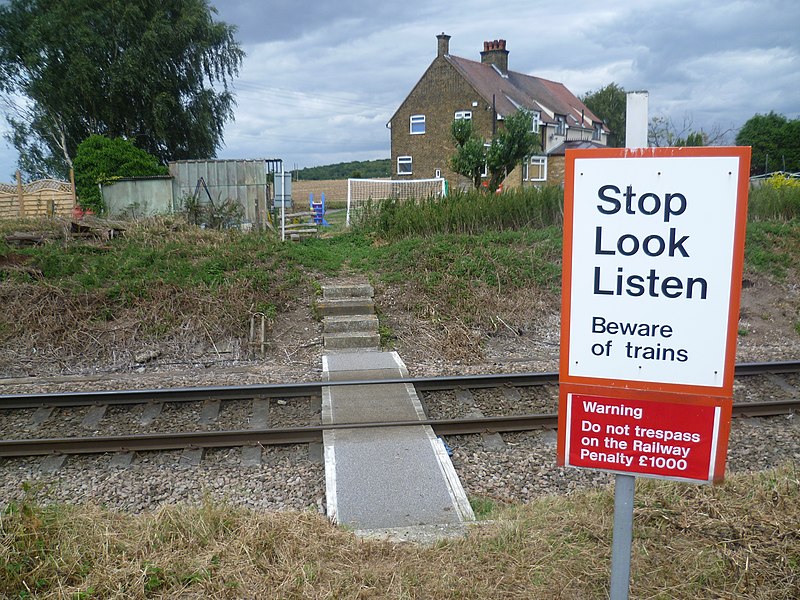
[531,111,541,133]
[410,115,426,134]
[555,115,567,136]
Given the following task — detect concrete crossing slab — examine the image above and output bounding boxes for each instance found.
[326,426,469,529]
[322,350,474,530]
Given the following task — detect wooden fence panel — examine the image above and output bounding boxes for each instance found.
[0,172,75,220]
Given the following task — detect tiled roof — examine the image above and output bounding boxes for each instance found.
[547,140,608,156]
[446,55,609,132]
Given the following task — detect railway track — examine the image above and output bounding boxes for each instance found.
[1,361,798,459]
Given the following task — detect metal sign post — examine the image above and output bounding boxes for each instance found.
[610,91,648,600]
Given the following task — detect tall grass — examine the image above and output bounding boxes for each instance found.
[1,465,797,598]
[748,176,800,221]
[355,186,564,237]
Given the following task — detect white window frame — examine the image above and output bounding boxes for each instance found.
[593,122,602,141]
[410,114,425,135]
[524,156,547,182]
[481,143,491,178]
[454,110,472,120]
[531,111,541,133]
[555,115,567,136]
[397,155,413,175]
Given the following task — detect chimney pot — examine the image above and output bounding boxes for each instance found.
[480,37,509,74]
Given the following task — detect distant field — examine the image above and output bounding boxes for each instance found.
[292,179,351,205]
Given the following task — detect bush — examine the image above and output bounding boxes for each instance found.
[73,135,168,213]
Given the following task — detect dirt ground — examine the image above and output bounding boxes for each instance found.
[0,267,797,389]
[381,269,800,378]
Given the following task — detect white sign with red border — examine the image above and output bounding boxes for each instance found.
[557,147,750,483]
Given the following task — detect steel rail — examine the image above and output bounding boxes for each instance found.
[1,361,798,410]
[0,414,558,457]
[0,398,796,458]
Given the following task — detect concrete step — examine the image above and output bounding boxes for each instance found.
[324,314,379,334]
[322,283,374,300]
[316,298,375,317]
[324,331,381,350]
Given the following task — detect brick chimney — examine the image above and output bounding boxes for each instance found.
[437,32,451,57]
[481,39,509,74]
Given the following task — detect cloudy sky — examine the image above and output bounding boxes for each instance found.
[1,0,799,179]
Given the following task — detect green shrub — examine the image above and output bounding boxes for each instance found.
[73,135,168,213]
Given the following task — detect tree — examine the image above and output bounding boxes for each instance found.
[580,83,626,147]
[73,135,168,213]
[735,112,800,175]
[449,111,538,192]
[0,0,244,179]
[449,118,487,190]
[649,113,732,148]
[485,110,539,192]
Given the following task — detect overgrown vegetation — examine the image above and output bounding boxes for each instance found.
[1,465,797,598]
[0,182,797,372]
[748,173,800,221]
[356,186,563,237]
[73,135,168,213]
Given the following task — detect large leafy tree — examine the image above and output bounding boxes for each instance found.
[580,83,626,147]
[0,0,244,179]
[735,112,800,175]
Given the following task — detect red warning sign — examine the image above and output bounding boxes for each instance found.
[562,391,730,482]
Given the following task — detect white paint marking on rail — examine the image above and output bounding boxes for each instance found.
[323,430,338,523]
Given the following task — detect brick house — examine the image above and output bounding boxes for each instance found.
[389,33,610,189]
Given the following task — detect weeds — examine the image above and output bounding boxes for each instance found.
[355,186,564,238]
[749,175,800,221]
[1,466,797,598]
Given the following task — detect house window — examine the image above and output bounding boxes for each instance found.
[410,115,425,134]
[435,169,441,178]
[531,111,541,133]
[593,122,602,141]
[524,156,547,182]
[481,143,491,178]
[555,115,567,136]
[397,156,413,175]
[455,110,472,120]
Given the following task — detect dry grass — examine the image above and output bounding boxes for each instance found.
[2,465,797,599]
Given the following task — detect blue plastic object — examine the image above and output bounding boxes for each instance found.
[309,192,330,227]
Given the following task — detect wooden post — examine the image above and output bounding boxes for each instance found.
[70,168,77,206]
[16,170,24,218]
[260,315,266,356]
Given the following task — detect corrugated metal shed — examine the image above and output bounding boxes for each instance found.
[101,176,174,218]
[169,159,269,226]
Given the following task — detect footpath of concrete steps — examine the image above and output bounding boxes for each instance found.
[317,282,475,532]
[318,283,380,352]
